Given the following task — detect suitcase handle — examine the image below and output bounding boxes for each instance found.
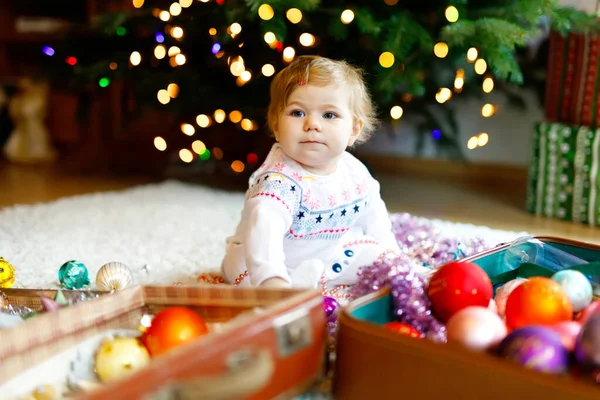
[170,348,274,400]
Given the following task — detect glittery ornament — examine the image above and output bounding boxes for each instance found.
[96,262,134,291]
[323,296,339,323]
[40,297,61,312]
[384,322,422,338]
[505,277,572,330]
[94,337,151,382]
[446,306,507,352]
[58,261,90,290]
[551,270,593,312]
[141,307,208,356]
[494,278,527,318]
[0,257,15,288]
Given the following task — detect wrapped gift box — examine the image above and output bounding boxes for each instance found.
[0,285,327,399]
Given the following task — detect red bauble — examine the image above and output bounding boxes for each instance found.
[141,307,208,357]
[427,261,493,322]
[576,300,600,324]
[384,322,422,339]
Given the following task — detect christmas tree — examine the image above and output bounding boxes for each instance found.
[42,0,597,179]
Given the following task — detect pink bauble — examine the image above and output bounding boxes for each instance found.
[494,278,527,318]
[550,320,582,351]
[576,300,600,324]
[488,298,498,314]
[446,306,508,352]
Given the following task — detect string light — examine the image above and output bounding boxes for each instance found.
[467,136,478,150]
[467,47,478,62]
[247,153,258,164]
[286,8,303,24]
[167,83,179,98]
[435,88,452,103]
[169,3,182,16]
[240,70,252,82]
[179,0,193,8]
[445,6,459,22]
[434,42,449,58]
[174,54,186,65]
[211,43,221,55]
[179,149,194,163]
[379,52,394,68]
[283,47,295,62]
[157,89,170,104]
[230,23,242,35]
[390,106,403,119]
[299,33,315,47]
[483,77,494,93]
[229,110,243,123]
[168,46,181,56]
[230,58,245,76]
[171,27,184,39]
[258,4,274,20]
[474,59,487,75]
[478,133,489,146]
[129,51,142,66]
[159,11,171,21]
[213,147,224,160]
[66,56,77,66]
[116,27,127,36]
[181,123,195,135]
[209,28,217,36]
[199,149,211,160]
[154,136,167,151]
[196,114,211,127]
[133,0,145,8]
[98,77,110,88]
[231,160,245,173]
[192,140,206,154]
[214,109,226,123]
[340,10,355,24]
[109,62,118,70]
[481,104,495,117]
[155,33,165,43]
[241,119,253,131]
[154,45,166,59]
[42,46,55,56]
[264,32,276,45]
[454,69,465,91]
[262,64,275,77]
[384,0,398,5]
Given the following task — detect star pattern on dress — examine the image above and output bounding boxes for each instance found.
[297,211,305,219]
[263,175,269,181]
[290,185,296,192]
[341,209,347,216]
[316,215,322,223]
[353,205,360,213]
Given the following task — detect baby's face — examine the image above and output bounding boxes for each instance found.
[274,84,361,175]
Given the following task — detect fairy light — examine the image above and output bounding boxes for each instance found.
[434,42,449,58]
[390,106,403,119]
[196,114,211,127]
[192,140,206,154]
[481,104,495,117]
[174,54,186,65]
[213,147,224,160]
[483,77,494,93]
[240,70,252,82]
[340,10,355,24]
[467,47,478,62]
[171,27,184,39]
[299,33,315,47]
[258,4,274,20]
[262,64,275,77]
[157,90,170,104]
[467,136,479,150]
[454,69,465,90]
[154,137,167,151]
[130,51,142,66]
[474,59,487,75]
[109,62,118,70]
[283,47,295,62]
[179,0,193,7]
[159,11,170,21]
[445,6,459,22]
[286,8,302,24]
[229,110,243,123]
[435,88,452,103]
[209,28,217,36]
[133,0,144,8]
[264,32,276,45]
[179,149,193,163]
[154,45,166,59]
[168,46,181,56]
[167,83,179,98]
[379,52,395,68]
[230,23,242,35]
[384,0,398,4]
[478,133,489,146]
[169,3,182,16]
[230,59,245,76]
[214,109,226,123]
[231,160,245,173]
[181,123,195,135]
[241,119,253,131]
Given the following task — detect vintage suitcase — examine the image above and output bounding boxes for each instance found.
[0,285,327,400]
[334,236,600,399]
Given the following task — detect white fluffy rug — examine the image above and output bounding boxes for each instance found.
[0,180,526,289]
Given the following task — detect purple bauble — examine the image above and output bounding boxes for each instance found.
[323,296,339,323]
[497,326,569,374]
[575,313,600,366]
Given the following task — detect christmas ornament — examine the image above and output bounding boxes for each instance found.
[96,262,134,291]
[383,322,422,339]
[427,261,493,322]
[54,290,68,305]
[574,313,600,367]
[551,270,593,312]
[505,277,573,330]
[0,257,15,288]
[29,384,59,400]
[94,337,151,382]
[576,300,600,324]
[497,326,569,374]
[58,260,90,289]
[446,306,507,352]
[323,296,339,323]
[550,320,582,351]
[141,306,208,357]
[494,278,527,318]
[40,297,61,312]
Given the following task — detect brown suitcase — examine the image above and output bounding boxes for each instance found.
[334,237,600,399]
[0,285,327,399]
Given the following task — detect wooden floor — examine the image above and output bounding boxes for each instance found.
[1,160,599,244]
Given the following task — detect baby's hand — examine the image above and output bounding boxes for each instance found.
[290,259,325,289]
[260,277,292,289]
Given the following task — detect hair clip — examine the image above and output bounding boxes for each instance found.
[297,78,306,86]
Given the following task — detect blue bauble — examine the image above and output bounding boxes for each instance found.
[551,270,593,312]
[58,260,90,290]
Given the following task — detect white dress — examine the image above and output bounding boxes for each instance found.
[221,143,401,288]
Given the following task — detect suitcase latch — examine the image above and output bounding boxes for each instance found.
[273,308,312,357]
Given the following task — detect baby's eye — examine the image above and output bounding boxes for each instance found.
[291,110,305,117]
[323,112,337,119]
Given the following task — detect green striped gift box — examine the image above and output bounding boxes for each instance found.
[526,122,600,226]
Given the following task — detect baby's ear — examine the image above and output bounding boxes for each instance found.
[349,118,364,146]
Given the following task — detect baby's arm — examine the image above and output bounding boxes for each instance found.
[243,197,294,287]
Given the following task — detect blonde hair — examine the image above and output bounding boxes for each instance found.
[267,56,378,145]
